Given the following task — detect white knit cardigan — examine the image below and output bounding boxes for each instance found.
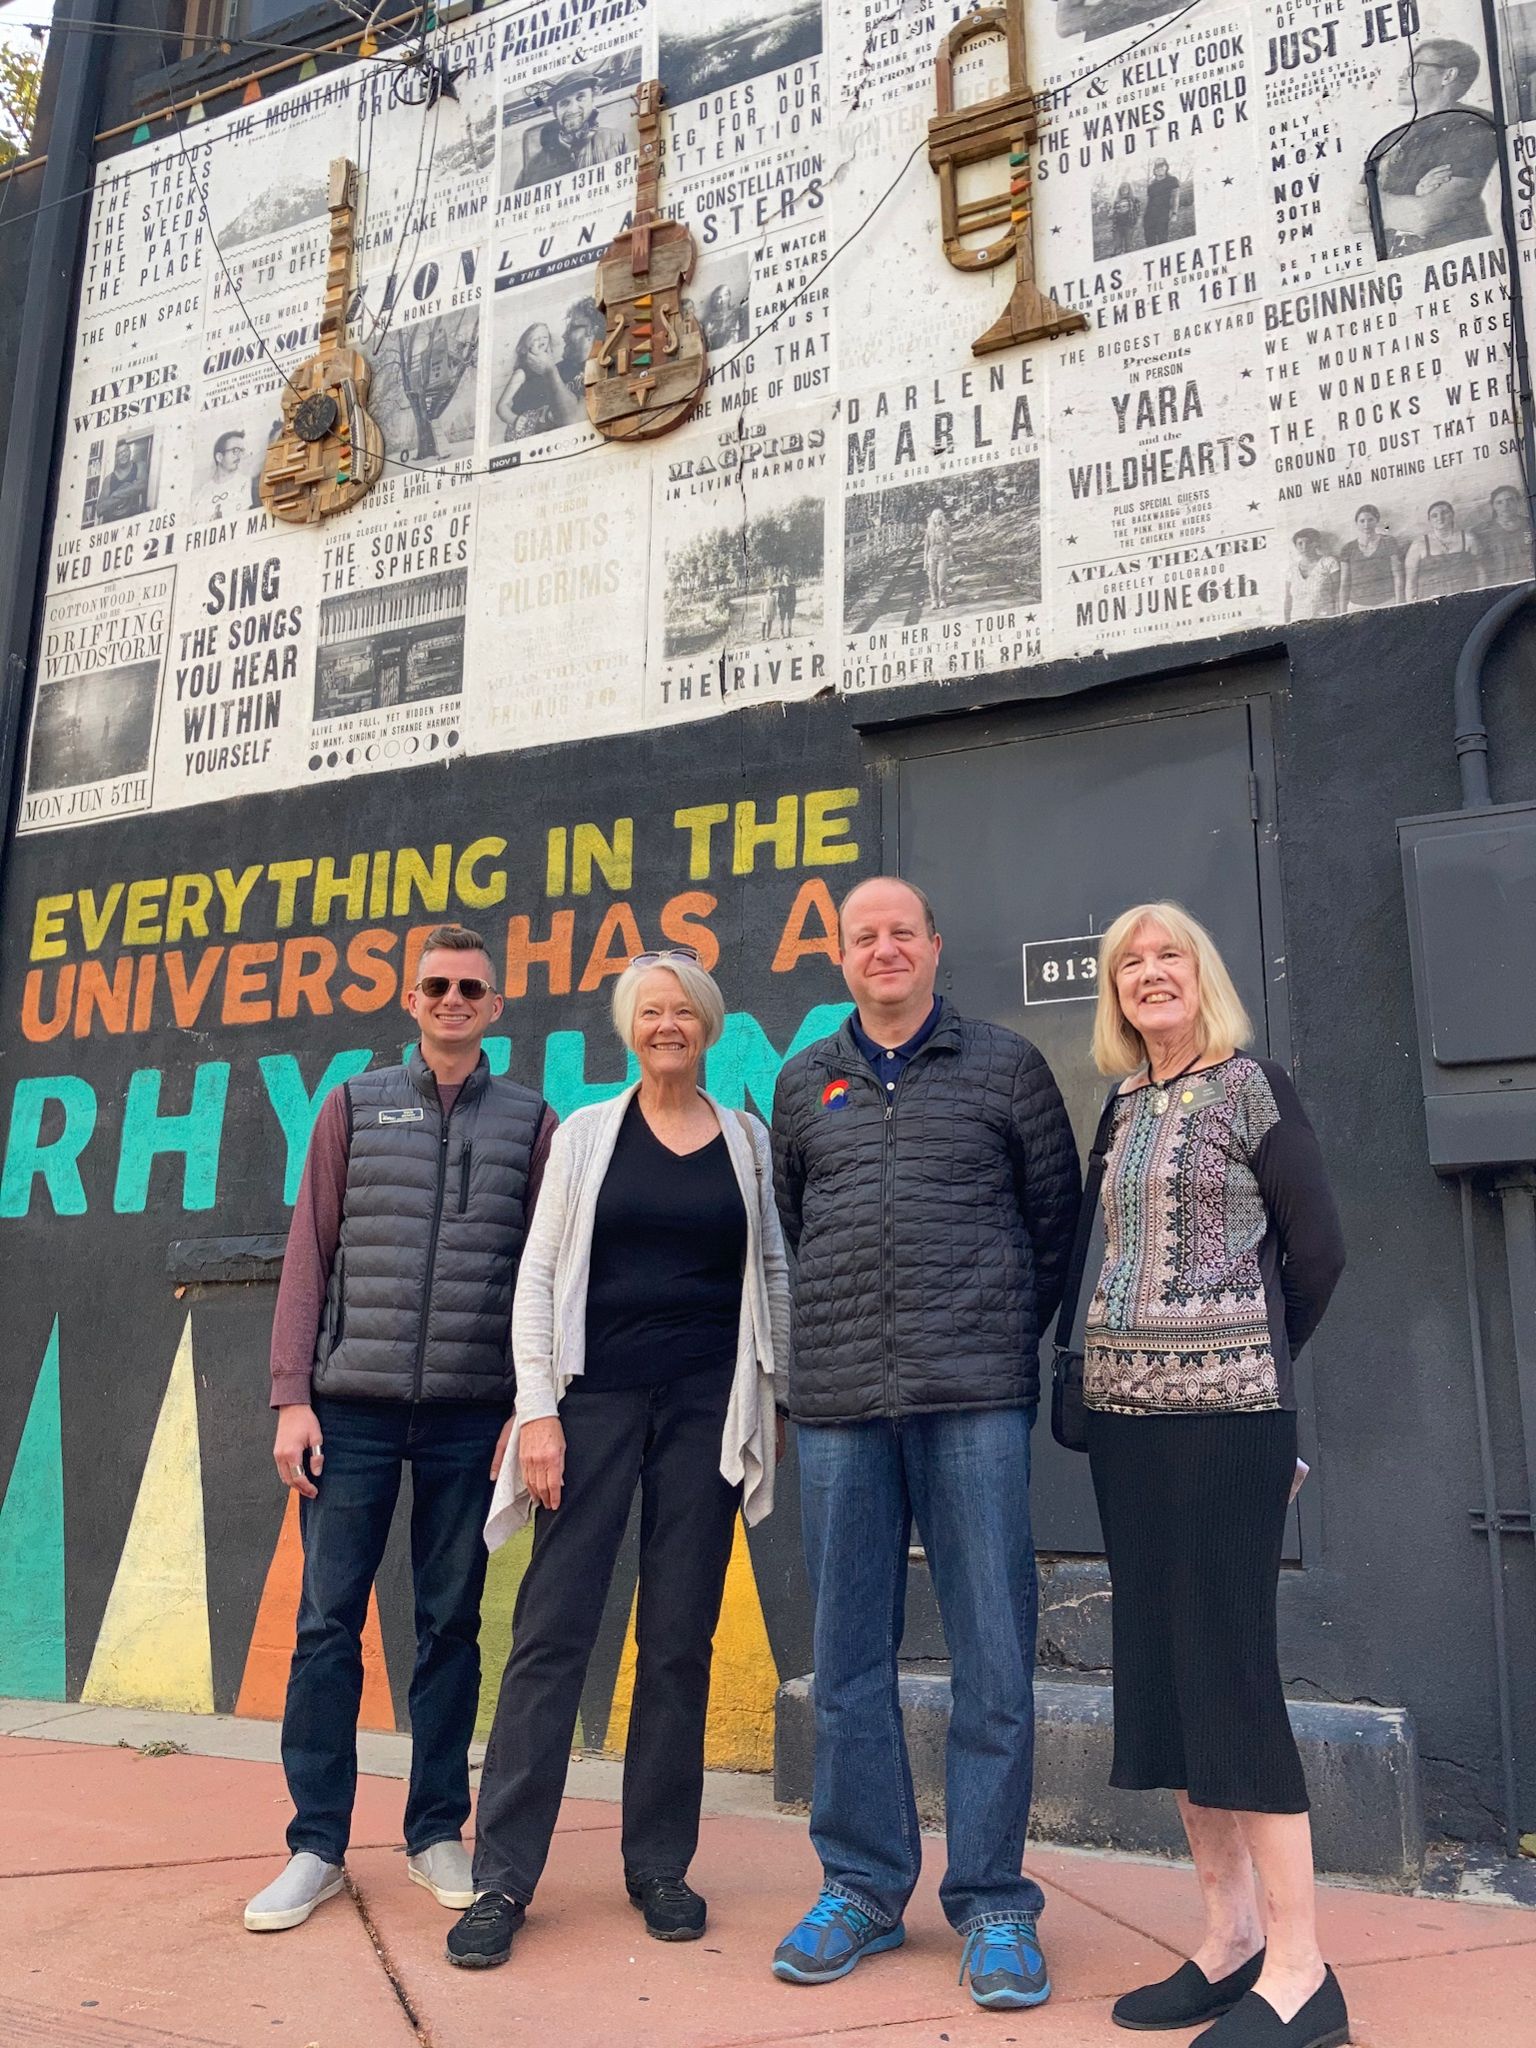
[484,1084,791,1549]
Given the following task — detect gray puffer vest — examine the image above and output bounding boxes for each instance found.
[312,1049,545,1405]
[771,1003,1080,1423]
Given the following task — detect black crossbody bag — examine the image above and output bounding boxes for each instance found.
[1050,1087,1121,1453]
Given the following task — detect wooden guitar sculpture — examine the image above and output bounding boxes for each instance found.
[928,2,1087,356]
[260,158,386,524]
[585,81,707,441]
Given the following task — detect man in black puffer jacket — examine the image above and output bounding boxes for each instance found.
[770,876,1079,2013]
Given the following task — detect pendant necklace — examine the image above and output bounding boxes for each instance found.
[1148,1052,1201,1117]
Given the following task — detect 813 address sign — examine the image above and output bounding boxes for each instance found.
[1022,935,1099,1006]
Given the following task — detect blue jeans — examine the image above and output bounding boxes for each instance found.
[282,1396,503,1864]
[797,1405,1044,1933]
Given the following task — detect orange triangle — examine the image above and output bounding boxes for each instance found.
[236,1490,394,1729]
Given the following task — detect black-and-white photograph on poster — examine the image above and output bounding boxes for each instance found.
[659,0,822,104]
[313,567,468,720]
[1365,103,1500,256]
[184,418,269,527]
[1280,487,1533,619]
[1049,0,1189,47]
[487,276,600,449]
[690,250,753,351]
[81,432,161,530]
[649,416,830,719]
[25,661,160,796]
[843,463,1041,634]
[662,497,824,658]
[19,569,174,831]
[1091,159,1196,261]
[370,308,480,468]
[500,45,638,198]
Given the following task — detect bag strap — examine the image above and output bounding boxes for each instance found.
[1053,1086,1123,1354]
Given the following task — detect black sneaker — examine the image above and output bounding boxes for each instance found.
[445,1891,525,1969]
[625,1871,706,1941]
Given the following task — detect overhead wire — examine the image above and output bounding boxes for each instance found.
[0,0,1216,487]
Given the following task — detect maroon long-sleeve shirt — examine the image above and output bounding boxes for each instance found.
[269,1081,558,1408]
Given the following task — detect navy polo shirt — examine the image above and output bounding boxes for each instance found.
[849,996,942,1098]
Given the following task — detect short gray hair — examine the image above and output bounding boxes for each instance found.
[610,957,726,1051]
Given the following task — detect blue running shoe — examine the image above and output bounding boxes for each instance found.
[772,1891,906,1984]
[958,1916,1051,2010]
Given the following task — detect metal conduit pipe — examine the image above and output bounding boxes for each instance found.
[1452,0,1536,809]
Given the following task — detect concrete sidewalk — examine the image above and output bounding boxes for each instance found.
[1,1703,1533,2048]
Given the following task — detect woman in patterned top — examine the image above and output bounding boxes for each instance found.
[1083,903,1347,2048]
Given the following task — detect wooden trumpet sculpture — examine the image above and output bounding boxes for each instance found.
[928,3,1087,356]
[260,159,385,524]
[585,80,707,441]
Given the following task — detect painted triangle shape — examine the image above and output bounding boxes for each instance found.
[241,79,262,105]
[235,1488,394,1729]
[703,1519,779,1770]
[130,122,151,144]
[604,1519,779,1771]
[82,1315,213,1713]
[0,1318,65,1699]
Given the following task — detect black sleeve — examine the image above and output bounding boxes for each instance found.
[771,1077,806,1257]
[1252,1061,1346,1355]
[1007,1041,1083,1327]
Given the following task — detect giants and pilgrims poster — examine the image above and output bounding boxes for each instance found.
[20,0,1534,830]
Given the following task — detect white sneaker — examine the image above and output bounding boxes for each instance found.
[244,1852,344,1932]
[407,1838,475,1909]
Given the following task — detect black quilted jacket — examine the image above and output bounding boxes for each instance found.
[771,1003,1081,1423]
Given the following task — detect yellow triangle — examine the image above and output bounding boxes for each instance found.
[83,1315,213,1712]
[474,1518,534,1740]
[604,1519,778,1772]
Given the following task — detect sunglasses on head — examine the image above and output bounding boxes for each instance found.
[416,975,494,1001]
[628,946,700,969]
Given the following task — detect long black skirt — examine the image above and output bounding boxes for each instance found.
[1086,1406,1308,1814]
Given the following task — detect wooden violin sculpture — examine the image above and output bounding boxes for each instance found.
[585,81,707,441]
[260,158,386,524]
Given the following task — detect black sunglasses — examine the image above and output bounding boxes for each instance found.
[416,975,495,1001]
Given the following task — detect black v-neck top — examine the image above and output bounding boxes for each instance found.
[583,1096,749,1389]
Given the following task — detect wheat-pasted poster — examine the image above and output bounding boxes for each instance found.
[22,0,1533,829]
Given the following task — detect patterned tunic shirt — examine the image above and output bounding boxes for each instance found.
[1084,1055,1344,1415]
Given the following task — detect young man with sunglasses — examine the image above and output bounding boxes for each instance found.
[245,925,555,1934]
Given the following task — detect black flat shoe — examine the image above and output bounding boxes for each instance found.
[625,1871,706,1941]
[1113,1950,1265,2031]
[1192,1968,1350,2048]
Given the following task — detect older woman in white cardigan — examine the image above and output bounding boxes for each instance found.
[446,949,789,1971]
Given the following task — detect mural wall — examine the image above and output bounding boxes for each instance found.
[19,0,1536,838]
[0,746,867,1761]
[4,0,1536,1763]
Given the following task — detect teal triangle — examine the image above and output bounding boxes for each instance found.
[130,122,151,145]
[0,1319,66,1698]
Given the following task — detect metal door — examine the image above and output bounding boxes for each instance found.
[885,688,1287,1553]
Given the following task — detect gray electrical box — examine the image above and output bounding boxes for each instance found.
[1399,800,1536,1172]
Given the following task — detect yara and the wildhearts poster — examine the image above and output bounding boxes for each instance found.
[24,0,1534,829]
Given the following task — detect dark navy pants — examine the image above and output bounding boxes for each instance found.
[281,1395,503,1864]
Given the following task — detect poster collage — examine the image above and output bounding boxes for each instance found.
[21,0,1536,831]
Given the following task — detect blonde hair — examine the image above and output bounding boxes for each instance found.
[610,957,726,1052]
[1091,901,1252,1077]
